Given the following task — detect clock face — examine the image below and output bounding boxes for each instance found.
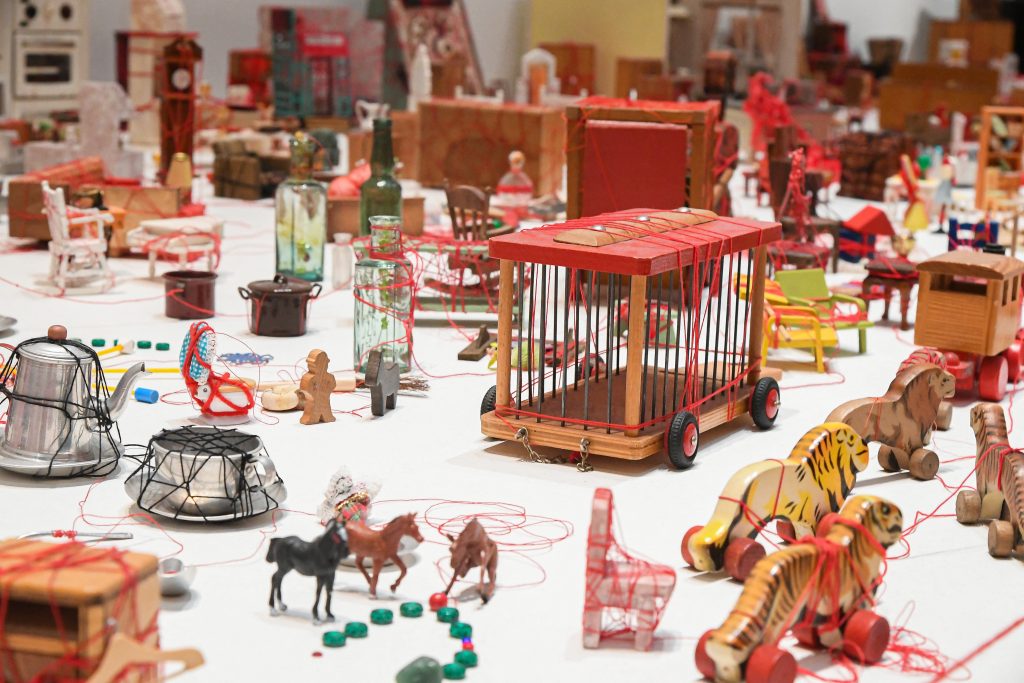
[171,68,192,91]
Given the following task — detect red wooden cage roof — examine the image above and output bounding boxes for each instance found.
[488,209,781,276]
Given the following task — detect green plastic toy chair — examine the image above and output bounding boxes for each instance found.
[774,268,872,354]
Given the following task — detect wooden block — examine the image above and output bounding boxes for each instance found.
[327,195,425,238]
[91,185,184,231]
[614,57,662,99]
[538,42,596,95]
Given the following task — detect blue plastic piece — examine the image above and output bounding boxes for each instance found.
[134,387,159,404]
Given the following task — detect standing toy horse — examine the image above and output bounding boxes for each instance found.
[267,518,349,624]
[346,513,423,597]
[444,518,498,603]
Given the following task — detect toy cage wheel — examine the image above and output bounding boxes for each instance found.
[750,377,781,430]
[480,385,496,416]
[666,410,699,470]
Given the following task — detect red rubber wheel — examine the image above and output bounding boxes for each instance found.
[746,644,797,683]
[792,623,821,649]
[842,611,890,664]
[724,537,766,582]
[1004,341,1023,383]
[681,525,702,567]
[695,630,717,680]
[776,519,797,542]
[979,355,1008,401]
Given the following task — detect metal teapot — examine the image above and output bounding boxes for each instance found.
[0,325,146,472]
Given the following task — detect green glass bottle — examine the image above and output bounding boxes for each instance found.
[359,118,402,236]
[275,132,326,281]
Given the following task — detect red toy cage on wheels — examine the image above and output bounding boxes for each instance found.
[479,208,782,470]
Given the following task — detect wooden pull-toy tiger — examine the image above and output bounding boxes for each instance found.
[695,495,903,683]
[827,364,955,480]
[958,403,1024,557]
[682,423,869,581]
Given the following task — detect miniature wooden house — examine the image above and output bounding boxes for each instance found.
[0,539,160,682]
[915,251,1024,357]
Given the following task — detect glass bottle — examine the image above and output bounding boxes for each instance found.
[275,132,327,281]
[331,233,354,290]
[354,215,412,373]
[494,150,534,227]
[359,118,402,236]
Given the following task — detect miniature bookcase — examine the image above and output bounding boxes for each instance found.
[975,106,1024,210]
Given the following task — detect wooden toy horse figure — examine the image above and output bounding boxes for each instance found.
[346,513,424,597]
[267,518,349,624]
[364,349,400,416]
[444,518,498,603]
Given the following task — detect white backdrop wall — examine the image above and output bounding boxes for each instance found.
[87,0,529,98]
[824,0,959,62]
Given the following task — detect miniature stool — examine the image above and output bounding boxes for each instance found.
[127,215,224,277]
[861,258,918,331]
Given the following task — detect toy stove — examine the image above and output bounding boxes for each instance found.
[0,0,90,117]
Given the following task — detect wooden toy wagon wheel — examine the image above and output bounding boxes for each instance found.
[666,411,700,470]
[841,610,890,664]
[955,489,982,524]
[750,377,781,430]
[746,644,797,683]
[480,386,496,415]
[978,355,1009,402]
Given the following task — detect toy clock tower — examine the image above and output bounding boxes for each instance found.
[160,36,203,182]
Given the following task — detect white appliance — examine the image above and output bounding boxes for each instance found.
[0,0,90,117]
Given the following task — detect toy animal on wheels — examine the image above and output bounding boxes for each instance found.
[695,495,903,683]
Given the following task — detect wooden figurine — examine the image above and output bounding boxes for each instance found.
[443,518,498,603]
[345,514,424,597]
[958,403,1024,558]
[827,364,955,480]
[683,423,869,581]
[267,519,349,624]
[913,250,1024,402]
[299,349,336,425]
[695,495,904,683]
[899,348,953,430]
[364,349,400,416]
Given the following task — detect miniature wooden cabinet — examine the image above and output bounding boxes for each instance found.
[0,539,160,682]
[975,106,1024,210]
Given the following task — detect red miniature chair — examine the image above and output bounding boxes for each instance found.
[583,488,675,651]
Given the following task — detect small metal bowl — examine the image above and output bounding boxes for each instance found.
[159,558,196,597]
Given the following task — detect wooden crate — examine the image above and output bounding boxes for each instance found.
[90,185,185,232]
[928,19,1014,68]
[538,42,596,95]
[614,57,662,99]
[878,63,998,131]
[327,195,425,238]
[837,131,914,201]
[7,157,106,240]
[417,99,565,195]
[0,539,160,682]
[346,110,420,180]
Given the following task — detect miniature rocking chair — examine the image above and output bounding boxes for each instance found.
[583,488,675,651]
[41,180,114,293]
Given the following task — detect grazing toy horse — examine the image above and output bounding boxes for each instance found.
[346,513,423,597]
[444,518,498,603]
[267,518,349,624]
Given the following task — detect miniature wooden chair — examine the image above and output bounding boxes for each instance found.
[774,268,872,353]
[444,181,509,292]
[41,180,114,293]
[762,301,840,373]
[583,488,675,652]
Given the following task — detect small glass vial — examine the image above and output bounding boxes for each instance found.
[275,132,327,281]
[332,233,354,290]
[353,216,412,372]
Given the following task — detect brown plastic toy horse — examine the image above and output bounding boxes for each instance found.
[345,513,424,597]
[444,518,498,603]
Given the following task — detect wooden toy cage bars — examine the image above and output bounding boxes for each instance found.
[480,209,782,470]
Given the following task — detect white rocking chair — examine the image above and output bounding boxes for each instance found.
[41,180,114,293]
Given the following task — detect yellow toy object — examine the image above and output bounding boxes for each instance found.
[762,302,839,373]
[903,200,930,231]
[695,495,903,683]
[682,423,869,581]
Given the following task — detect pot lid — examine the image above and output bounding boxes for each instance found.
[247,274,314,295]
[16,325,94,364]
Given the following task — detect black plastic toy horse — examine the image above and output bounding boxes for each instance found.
[267,518,349,624]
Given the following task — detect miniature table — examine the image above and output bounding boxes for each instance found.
[861,258,919,331]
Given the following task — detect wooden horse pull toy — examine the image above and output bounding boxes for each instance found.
[683,423,869,581]
[364,348,400,416]
[958,403,1024,557]
[827,363,955,480]
[299,349,336,425]
[443,518,498,603]
[695,495,904,683]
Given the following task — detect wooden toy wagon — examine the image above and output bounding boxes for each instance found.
[479,208,782,470]
[914,250,1024,401]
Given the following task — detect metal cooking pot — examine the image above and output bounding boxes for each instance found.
[0,325,146,468]
[238,274,321,337]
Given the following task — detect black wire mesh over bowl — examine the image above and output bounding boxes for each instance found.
[126,426,286,522]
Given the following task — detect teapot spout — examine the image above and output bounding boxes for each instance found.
[106,362,147,420]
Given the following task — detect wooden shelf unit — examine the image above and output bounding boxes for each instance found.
[976,106,1024,210]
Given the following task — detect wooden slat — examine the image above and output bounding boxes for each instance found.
[554,210,716,247]
[495,260,515,408]
[623,276,648,437]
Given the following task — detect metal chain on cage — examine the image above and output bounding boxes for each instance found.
[576,438,593,473]
[514,427,566,465]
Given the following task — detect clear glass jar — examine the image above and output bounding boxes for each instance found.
[353,216,412,372]
[275,132,327,281]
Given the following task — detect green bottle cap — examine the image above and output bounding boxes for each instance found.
[449,623,472,639]
[322,631,346,647]
[400,602,424,618]
[156,342,171,351]
[371,608,394,625]
[344,621,368,638]
[91,339,106,348]
[437,607,459,624]
[138,341,152,349]
[442,663,466,680]
[454,650,478,668]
